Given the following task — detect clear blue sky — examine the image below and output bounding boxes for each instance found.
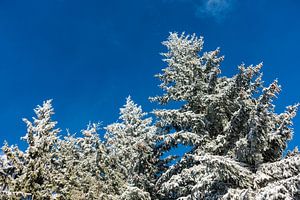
[0,0,299,151]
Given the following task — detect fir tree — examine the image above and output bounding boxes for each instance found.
[104,96,159,199]
[0,32,299,200]
[55,123,124,200]
[151,32,300,199]
[1,100,60,199]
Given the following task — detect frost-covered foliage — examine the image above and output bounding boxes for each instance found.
[105,96,167,199]
[0,101,122,199]
[0,98,160,200]
[1,100,60,199]
[54,123,124,199]
[151,32,300,199]
[0,32,299,199]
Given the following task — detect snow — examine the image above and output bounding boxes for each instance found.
[1,32,299,200]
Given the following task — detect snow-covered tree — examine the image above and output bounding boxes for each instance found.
[55,123,125,200]
[0,100,60,199]
[0,32,299,200]
[0,101,128,200]
[105,96,160,199]
[151,32,300,199]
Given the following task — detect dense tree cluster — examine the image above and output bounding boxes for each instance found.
[0,33,299,199]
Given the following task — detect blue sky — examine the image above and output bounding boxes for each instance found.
[0,0,299,151]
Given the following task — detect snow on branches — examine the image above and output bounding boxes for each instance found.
[0,32,299,199]
[152,32,300,199]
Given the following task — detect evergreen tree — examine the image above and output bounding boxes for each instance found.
[0,32,299,200]
[1,100,60,199]
[151,32,300,199]
[104,96,160,199]
[55,123,124,200]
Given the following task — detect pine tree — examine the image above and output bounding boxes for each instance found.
[0,101,126,200]
[55,123,124,200]
[0,32,299,200]
[151,32,300,199]
[104,96,160,199]
[0,100,60,199]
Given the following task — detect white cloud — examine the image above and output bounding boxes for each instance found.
[195,0,235,20]
[162,0,235,21]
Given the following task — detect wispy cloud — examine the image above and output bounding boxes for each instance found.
[162,0,236,21]
[195,0,235,20]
